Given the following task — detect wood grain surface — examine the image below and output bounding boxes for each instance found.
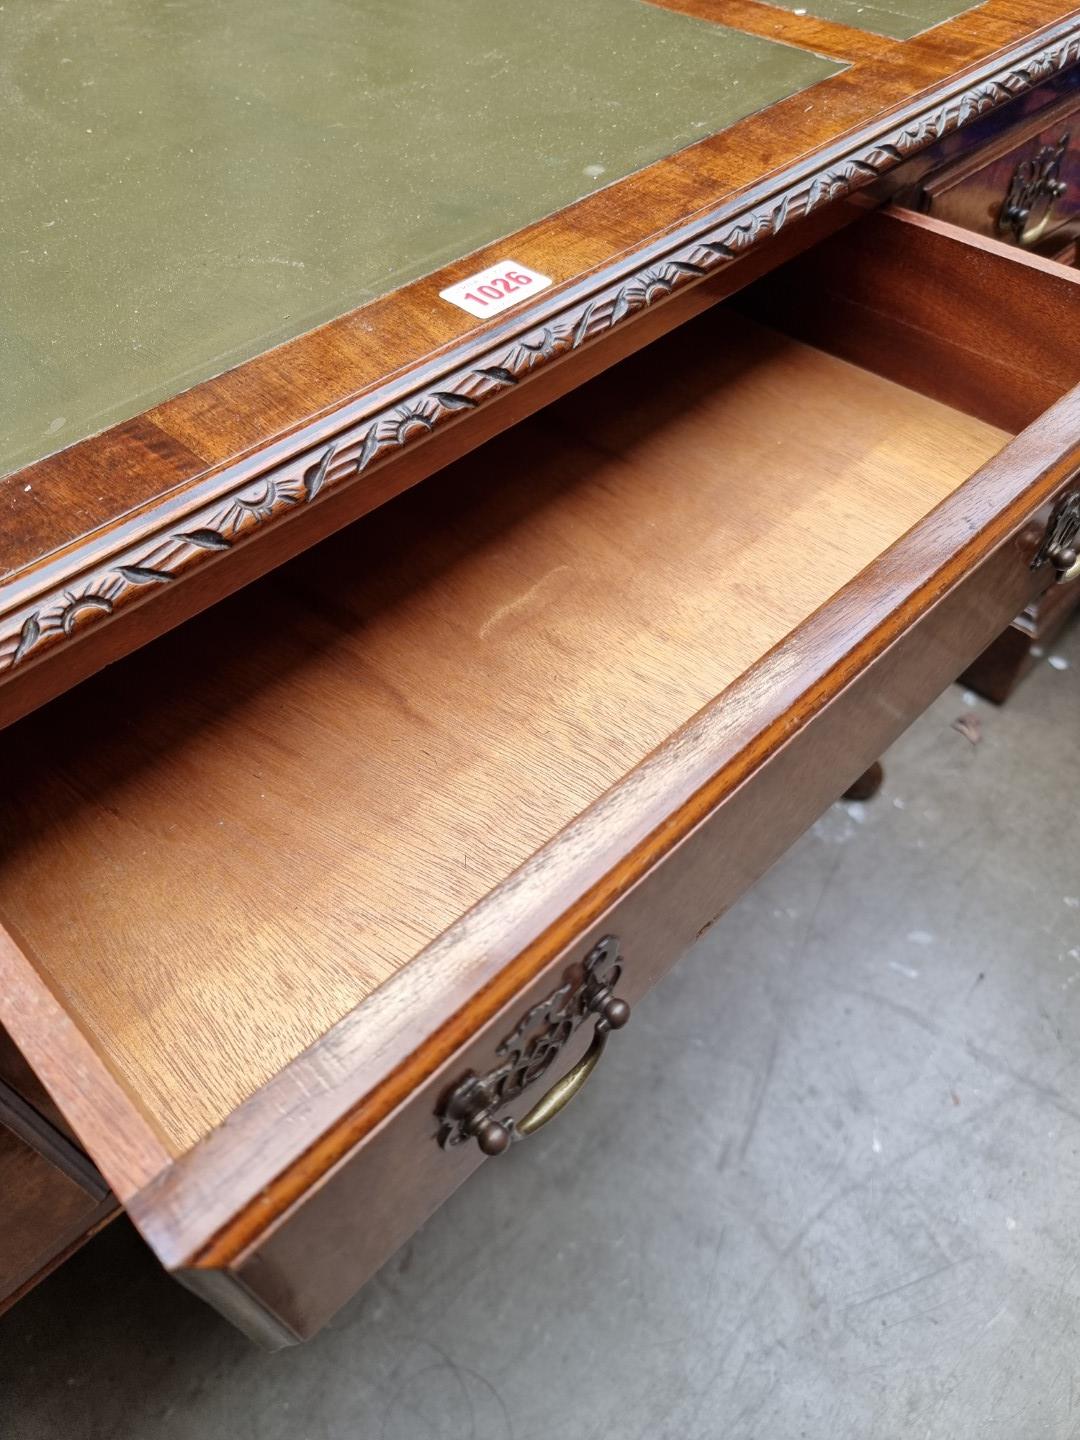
[0,310,1008,1153]
[740,206,1080,430]
[0,927,173,1197]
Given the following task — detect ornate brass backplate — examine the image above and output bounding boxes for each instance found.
[438,935,626,1153]
[1031,489,1080,583]
[997,132,1070,245]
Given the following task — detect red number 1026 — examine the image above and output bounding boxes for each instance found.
[463,270,534,307]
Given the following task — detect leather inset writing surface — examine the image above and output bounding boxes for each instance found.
[764,0,985,41]
[0,0,838,476]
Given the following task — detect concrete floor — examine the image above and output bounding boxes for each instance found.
[3,617,1079,1440]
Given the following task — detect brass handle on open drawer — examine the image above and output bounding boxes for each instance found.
[437,936,630,1157]
[511,989,629,1142]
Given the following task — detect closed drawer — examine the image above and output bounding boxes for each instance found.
[959,551,1080,702]
[905,91,1080,257]
[0,1026,75,1140]
[1,203,1079,1345]
[0,1092,114,1311]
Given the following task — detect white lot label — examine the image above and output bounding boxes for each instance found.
[439,261,552,319]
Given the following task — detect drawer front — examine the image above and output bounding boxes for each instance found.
[0,1120,107,1309]
[918,97,1080,255]
[194,469,1080,1342]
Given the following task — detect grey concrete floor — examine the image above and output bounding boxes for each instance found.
[3,618,1079,1440]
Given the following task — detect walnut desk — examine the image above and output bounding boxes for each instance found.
[1,0,1079,1346]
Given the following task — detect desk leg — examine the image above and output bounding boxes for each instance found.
[842,761,884,802]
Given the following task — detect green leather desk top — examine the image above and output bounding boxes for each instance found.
[768,0,981,41]
[2,0,842,477]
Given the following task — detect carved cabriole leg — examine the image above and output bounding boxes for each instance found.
[842,760,884,801]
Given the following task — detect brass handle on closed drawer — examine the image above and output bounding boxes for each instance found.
[997,134,1070,248]
[437,936,630,1157]
[1032,490,1080,584]
[1050,545,1080,585]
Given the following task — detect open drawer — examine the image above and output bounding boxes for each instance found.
[1,206,1079,1345]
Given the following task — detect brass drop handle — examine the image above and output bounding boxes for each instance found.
[1001,188,1066,245]
[478,991,630,1154]
[997,135,1070,248]
[1046,541,1080,585]
[1032,490,1080,585]
[437,936,631,1158]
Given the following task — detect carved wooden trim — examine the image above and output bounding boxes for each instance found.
[2,28,1079,676]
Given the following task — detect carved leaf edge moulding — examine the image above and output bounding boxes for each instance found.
[3,28,1079,674]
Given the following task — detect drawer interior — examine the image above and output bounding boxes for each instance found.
[1,214,1065,1159]
[739,204,1080,432]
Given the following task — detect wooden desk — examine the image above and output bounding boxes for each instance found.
[1,0,1079,1346]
